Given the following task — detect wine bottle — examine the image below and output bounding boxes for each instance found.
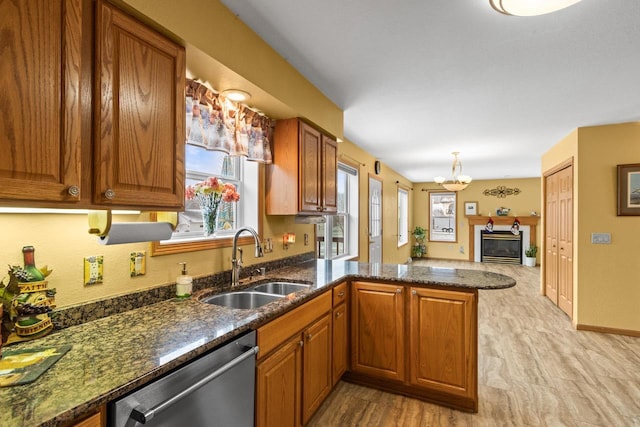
[22,246,45,282]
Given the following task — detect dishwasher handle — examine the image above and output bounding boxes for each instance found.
[130,344,259,424]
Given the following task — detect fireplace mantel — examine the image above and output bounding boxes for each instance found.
[467,216,539,262]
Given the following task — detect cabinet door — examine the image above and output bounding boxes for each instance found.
[95,0,185,208]
[321,135,338,213]
[409,287,476,403]
[302,313,332,424]
[0,0,84,203]
[332,302,348,386]
[298,121,322,213]
[256,335,302,427]
[351,281,405,381]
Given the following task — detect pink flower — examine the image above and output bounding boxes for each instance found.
[185,185,196,200]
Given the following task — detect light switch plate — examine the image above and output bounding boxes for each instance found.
[84,255,104,285]
[130,251,146,277]
[591,233,611,244]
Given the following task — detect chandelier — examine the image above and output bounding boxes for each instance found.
[434,152,472,192]
[489,0,583,16]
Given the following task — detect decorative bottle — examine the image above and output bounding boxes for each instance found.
[22,246,45,282]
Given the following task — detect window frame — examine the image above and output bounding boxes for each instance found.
[428,190,457,242]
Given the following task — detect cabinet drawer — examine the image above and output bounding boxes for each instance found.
[257,291,331,359]
[332,282,347,306]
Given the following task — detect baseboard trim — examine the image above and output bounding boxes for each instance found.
[576,324,640,338]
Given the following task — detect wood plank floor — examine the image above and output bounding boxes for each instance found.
[308,260,640,426]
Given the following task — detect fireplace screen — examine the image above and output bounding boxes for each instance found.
[481,231,522,264]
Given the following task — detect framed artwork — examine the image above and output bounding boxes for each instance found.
[617,163,640,215]
[464,201,478,216]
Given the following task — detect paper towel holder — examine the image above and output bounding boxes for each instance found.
[88,210,178,237]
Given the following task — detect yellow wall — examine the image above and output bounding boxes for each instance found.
[575,122,640,331]
[120,0,343,139]
[413,179,541,260]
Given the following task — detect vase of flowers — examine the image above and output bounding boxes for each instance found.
[185,177,240,235]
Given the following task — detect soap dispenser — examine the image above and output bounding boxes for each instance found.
[176,262,193,299]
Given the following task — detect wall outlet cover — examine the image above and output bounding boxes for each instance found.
[130,251,146,277]
[84,256,104,285]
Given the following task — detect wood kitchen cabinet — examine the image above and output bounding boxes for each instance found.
[350,281,405,381]
[94,0,185,209]
[346,281,478,412]
[266,118,337,215]
[409,287,477,411]
[0,0,185,210]
[332,282,348,385]
[256,291,332,426]
[0,0,87,204]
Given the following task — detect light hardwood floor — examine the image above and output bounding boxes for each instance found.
[308,260,640,427]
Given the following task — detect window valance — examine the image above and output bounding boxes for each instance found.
[185,78,273,163]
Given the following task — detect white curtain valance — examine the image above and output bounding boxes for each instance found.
[185,78,273,163]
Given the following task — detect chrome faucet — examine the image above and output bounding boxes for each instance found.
[231,227,264,287]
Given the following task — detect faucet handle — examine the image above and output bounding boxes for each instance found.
[255,244,264,258]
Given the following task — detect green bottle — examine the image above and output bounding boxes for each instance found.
[22,246,45,282]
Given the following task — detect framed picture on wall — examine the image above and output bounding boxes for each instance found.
[464,201,478,216]
[617,163,640,215]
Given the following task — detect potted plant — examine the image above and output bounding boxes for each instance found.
[524,245,537,267]
[412,226,427,258]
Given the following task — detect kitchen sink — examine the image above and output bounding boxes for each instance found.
[201,292,282,310]
[250,282,311,295]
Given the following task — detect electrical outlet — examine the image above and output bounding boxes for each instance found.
[263,238,273,253]
[459,246,465,254]
[84,255,104,285]
[130,251,146,277]
[304,233,309,246]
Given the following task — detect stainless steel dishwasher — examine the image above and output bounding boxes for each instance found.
[109,331,258,427]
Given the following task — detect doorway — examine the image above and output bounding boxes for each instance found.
[368,175,382,264]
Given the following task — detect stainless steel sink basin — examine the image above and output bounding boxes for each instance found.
[201,292,282,310]
[250,282,311,295]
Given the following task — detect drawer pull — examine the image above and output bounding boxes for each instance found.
[412,290,417,295]
[307,333,313,340]
[396,288,402,294]
[335,311,342,318]
[338,291,345,297]
[67,185,80,197]
[104,188,116,200]
[299,340,304,347]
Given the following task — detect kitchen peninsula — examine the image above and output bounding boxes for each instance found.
[0,259,515,427]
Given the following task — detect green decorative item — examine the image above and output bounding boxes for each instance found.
[524,245,537,267]
[412,226,427,258]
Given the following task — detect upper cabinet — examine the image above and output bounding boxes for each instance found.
[94,0,185,208]
[0,0,85,204]
[0,0,185,210]
[266,118,337,215]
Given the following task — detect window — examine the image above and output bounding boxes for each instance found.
[429,191,457,242]
[151,144,259,255]
[397,187,409,246]
[317,163,358,260]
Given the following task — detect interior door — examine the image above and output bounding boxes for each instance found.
[368,176,383,264]
[544,172,559,304]
[557,166,574,317]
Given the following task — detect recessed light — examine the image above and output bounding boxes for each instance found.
[490,0,583,16]
[220,89,251,102]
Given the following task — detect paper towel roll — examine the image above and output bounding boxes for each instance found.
[98,222,174,245]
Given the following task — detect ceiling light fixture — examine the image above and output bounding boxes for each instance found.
[434,152,472,192]
[220,89,251,102]
[489,0,583,16]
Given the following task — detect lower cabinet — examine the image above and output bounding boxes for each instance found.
[409,287,477,411]
[347,280,478,413]
[256,291,332,427]
[350,281,405,381]
[332,302,348,385]
[256,335,302,427]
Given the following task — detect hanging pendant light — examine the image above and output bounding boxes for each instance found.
[434,152,472,192]
[489,0,583,16]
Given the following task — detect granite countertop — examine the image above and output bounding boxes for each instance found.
[0,260,515,427]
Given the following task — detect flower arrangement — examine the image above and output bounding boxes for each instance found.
[185,177,240,235]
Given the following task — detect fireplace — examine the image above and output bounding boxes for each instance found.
[481,231,522,264]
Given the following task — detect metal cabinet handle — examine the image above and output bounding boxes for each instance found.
[411,290,417,295]
[104,188,115,200]
[67,185,80,197]
[316,206,323,211]
[396,288,402,294]
[338,291,345,297]
[130,345,259,424]
[335,311,342,318]
[307,333,313,340]
[299,340,304,347]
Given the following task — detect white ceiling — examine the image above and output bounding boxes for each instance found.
[220,0,640,182]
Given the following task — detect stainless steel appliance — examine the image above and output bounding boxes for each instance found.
[109,331,258,427]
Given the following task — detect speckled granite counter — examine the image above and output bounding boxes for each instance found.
[0,260,514,427]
